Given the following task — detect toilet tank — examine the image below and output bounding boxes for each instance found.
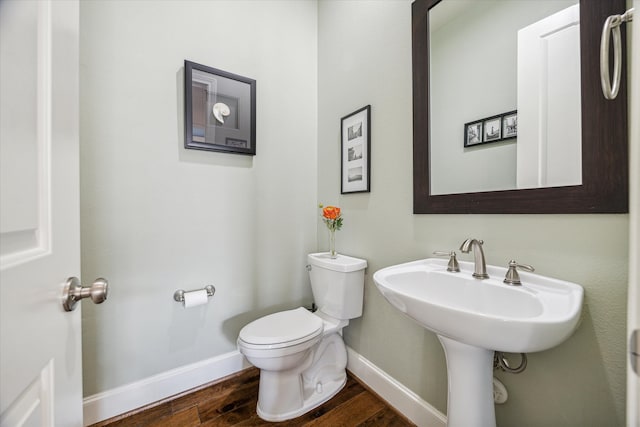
[307,253,367,320]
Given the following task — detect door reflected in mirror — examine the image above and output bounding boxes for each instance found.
[429,0,580,196]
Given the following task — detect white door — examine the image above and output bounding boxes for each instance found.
[0,1,84,426]
[516,3,582,190]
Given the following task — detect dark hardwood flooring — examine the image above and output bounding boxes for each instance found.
[90,367,415,427]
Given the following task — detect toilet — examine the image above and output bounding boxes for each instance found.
[237,252,367,422]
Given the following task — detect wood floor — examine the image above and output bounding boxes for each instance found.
[90,367,415,427]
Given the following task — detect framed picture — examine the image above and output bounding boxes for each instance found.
[502,110,517,139]
[464,121,483,147]
[483,115,502,142]
[184,60,256,155]
[341,105,371,193]
[463,111,516,147]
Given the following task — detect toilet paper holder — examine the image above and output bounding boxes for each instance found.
[173,285,216,303]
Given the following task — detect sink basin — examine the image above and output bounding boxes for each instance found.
[373,258,583,353]
[373,258,584,427]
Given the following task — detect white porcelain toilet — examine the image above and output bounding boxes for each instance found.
[237,252,367,422]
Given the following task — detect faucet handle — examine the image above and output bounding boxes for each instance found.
[503,260,535,286]
[433,251,461,272]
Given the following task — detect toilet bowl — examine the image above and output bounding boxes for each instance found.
[237,253,367,422]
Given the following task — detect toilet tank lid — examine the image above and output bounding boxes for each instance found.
[308,253,367,272]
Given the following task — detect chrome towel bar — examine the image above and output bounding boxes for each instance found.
[600,7,634,100]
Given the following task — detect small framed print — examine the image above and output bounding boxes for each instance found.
[184,60,256,155]
[483,116,502,142]
[341,105,371,194]
[463,111,516,147]
[464,121,483,147]
[502,110,517,139]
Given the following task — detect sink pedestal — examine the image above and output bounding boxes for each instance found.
[438,335,496,427]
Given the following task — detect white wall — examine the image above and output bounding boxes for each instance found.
[318,1,628,426]
[80,0,318,396]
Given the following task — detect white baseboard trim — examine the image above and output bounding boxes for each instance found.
[82,350,250,426]
[346,346,447,427]
[82,346,445,427]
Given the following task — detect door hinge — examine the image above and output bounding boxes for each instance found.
[632,329,640,376]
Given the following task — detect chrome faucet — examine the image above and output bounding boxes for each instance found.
[459,238,489,279]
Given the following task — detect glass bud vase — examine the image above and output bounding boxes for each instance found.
[328,229,337,258]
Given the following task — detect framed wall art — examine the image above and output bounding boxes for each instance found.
[502,110,518,140]
[184,60,256,155]
[341,105,371,194]
[464,120,483,147]
[483,115,502,142]
[463,110,517,147]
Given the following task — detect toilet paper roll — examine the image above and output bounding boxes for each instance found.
[183,289,209,308]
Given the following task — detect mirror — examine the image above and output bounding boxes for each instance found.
[413,0,628,213]
[430,0,579,195]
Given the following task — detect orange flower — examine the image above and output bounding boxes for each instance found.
[322,206,341,220]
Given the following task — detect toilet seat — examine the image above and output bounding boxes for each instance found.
[238,307,323,351]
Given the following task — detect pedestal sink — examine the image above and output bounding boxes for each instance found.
[373,258,583,427]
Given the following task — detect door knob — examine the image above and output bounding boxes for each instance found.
[62,277,109,312]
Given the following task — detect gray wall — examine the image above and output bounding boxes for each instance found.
[80,0,318,396]
[318,1,628,426]
[79,0,630,425]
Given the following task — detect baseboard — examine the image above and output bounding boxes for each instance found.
[82,350,250,426]
[83,346,445,427]
[346,346,447,427]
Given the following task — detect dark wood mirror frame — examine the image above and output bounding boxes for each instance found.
[413,0,628,214]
